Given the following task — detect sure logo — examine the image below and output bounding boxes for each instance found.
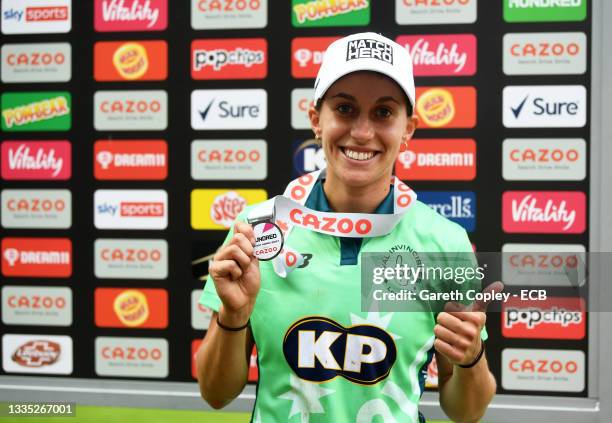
[396,139,476,180]
[398,34,476,76]
[283,316,396,384]
[191,38,267,80]
[503,32,586,75]
[395,0,477,25]
[503,85,586,128]
[2,43,71,83]
[191,89,267,130]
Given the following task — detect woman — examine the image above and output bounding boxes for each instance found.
[196,32,497,423]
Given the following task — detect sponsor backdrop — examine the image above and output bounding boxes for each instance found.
[0,0,590,401]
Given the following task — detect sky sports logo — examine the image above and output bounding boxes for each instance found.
[94,140,167,180]
[2,237,72,278]
[292,139,326,177]
[1,141,71,180]
[191,0,267,30]
[418,191,476,232]
[94,190,168,230]
[502,191,585,234]
[2,286,72,327]
[502,138,586,181]
[1,0,71,34]
[398,34,476,76]
[191,89,267,130]
[503,32,586,75]
[94,90,168,131]
[2,43,71,83]
[502,348,584,392]
[396,139,476,181]
[94,0,168,32]
[503,85,586,128]
[95,337,168,378]
[191,38,267,79]
[395,0,476,25]
[94,239,168,280]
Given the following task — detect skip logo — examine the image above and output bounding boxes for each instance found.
[346,39,393,64]
[191,89,267,130]
[503,85,586,128]
[283,316,396,384]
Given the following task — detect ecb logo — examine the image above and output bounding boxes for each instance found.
[283,316,396,384]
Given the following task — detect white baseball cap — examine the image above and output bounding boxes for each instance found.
[313,32,416,108]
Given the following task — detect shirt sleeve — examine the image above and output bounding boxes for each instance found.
[199,210,249,313]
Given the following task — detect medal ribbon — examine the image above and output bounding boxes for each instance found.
[248,170,418,277]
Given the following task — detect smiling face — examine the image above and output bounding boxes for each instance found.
[309,71,417,190]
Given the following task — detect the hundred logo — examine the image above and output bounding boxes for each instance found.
[1,92,71,132]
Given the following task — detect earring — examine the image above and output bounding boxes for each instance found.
[399,142,408,152]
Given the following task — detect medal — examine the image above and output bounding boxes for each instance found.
[252,222,284,261]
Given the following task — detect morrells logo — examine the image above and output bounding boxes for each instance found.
[503,191,585,234]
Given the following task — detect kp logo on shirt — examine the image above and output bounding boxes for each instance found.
[395,0,477,25]
[94,90,168,131]
[94,40,167,81]
[94,189,168,230]
[191,189,267,230]
[191,89,267,130]
[292,139,326,177]
[503,32,586,75]
[502,191,585,234]
[94,0,167,32]
[95,288,168,329]
[1,141,71,180]
[191,38,267,80]
[396,139,476,181]
[94,140,167,180]
[502,297,585,340]
[397,34,477,76]
[415,87,476,129]
[291,37,340,78]
[1,0,71,34]
[1,43,71,83]
[2,237,72,278]
[191,0,267,30]
[419,191,476,232]
[503,85,586,128]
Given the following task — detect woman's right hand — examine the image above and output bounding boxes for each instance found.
[208,221,261,327]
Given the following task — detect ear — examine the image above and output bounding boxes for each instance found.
[308,105,321,139]
[403,115,419,142]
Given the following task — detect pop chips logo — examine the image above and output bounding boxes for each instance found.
[191,38,267,79]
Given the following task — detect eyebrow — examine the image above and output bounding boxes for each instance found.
[330,92,400,105]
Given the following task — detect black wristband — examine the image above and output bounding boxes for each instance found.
[216,314,249,332]
[458,340,485,368]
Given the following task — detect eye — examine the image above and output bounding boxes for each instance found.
[375,106,393,119]
[335,103,354,115]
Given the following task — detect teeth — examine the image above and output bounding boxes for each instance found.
[344,148,375,161]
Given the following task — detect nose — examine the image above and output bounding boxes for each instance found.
[350,113,375,142]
